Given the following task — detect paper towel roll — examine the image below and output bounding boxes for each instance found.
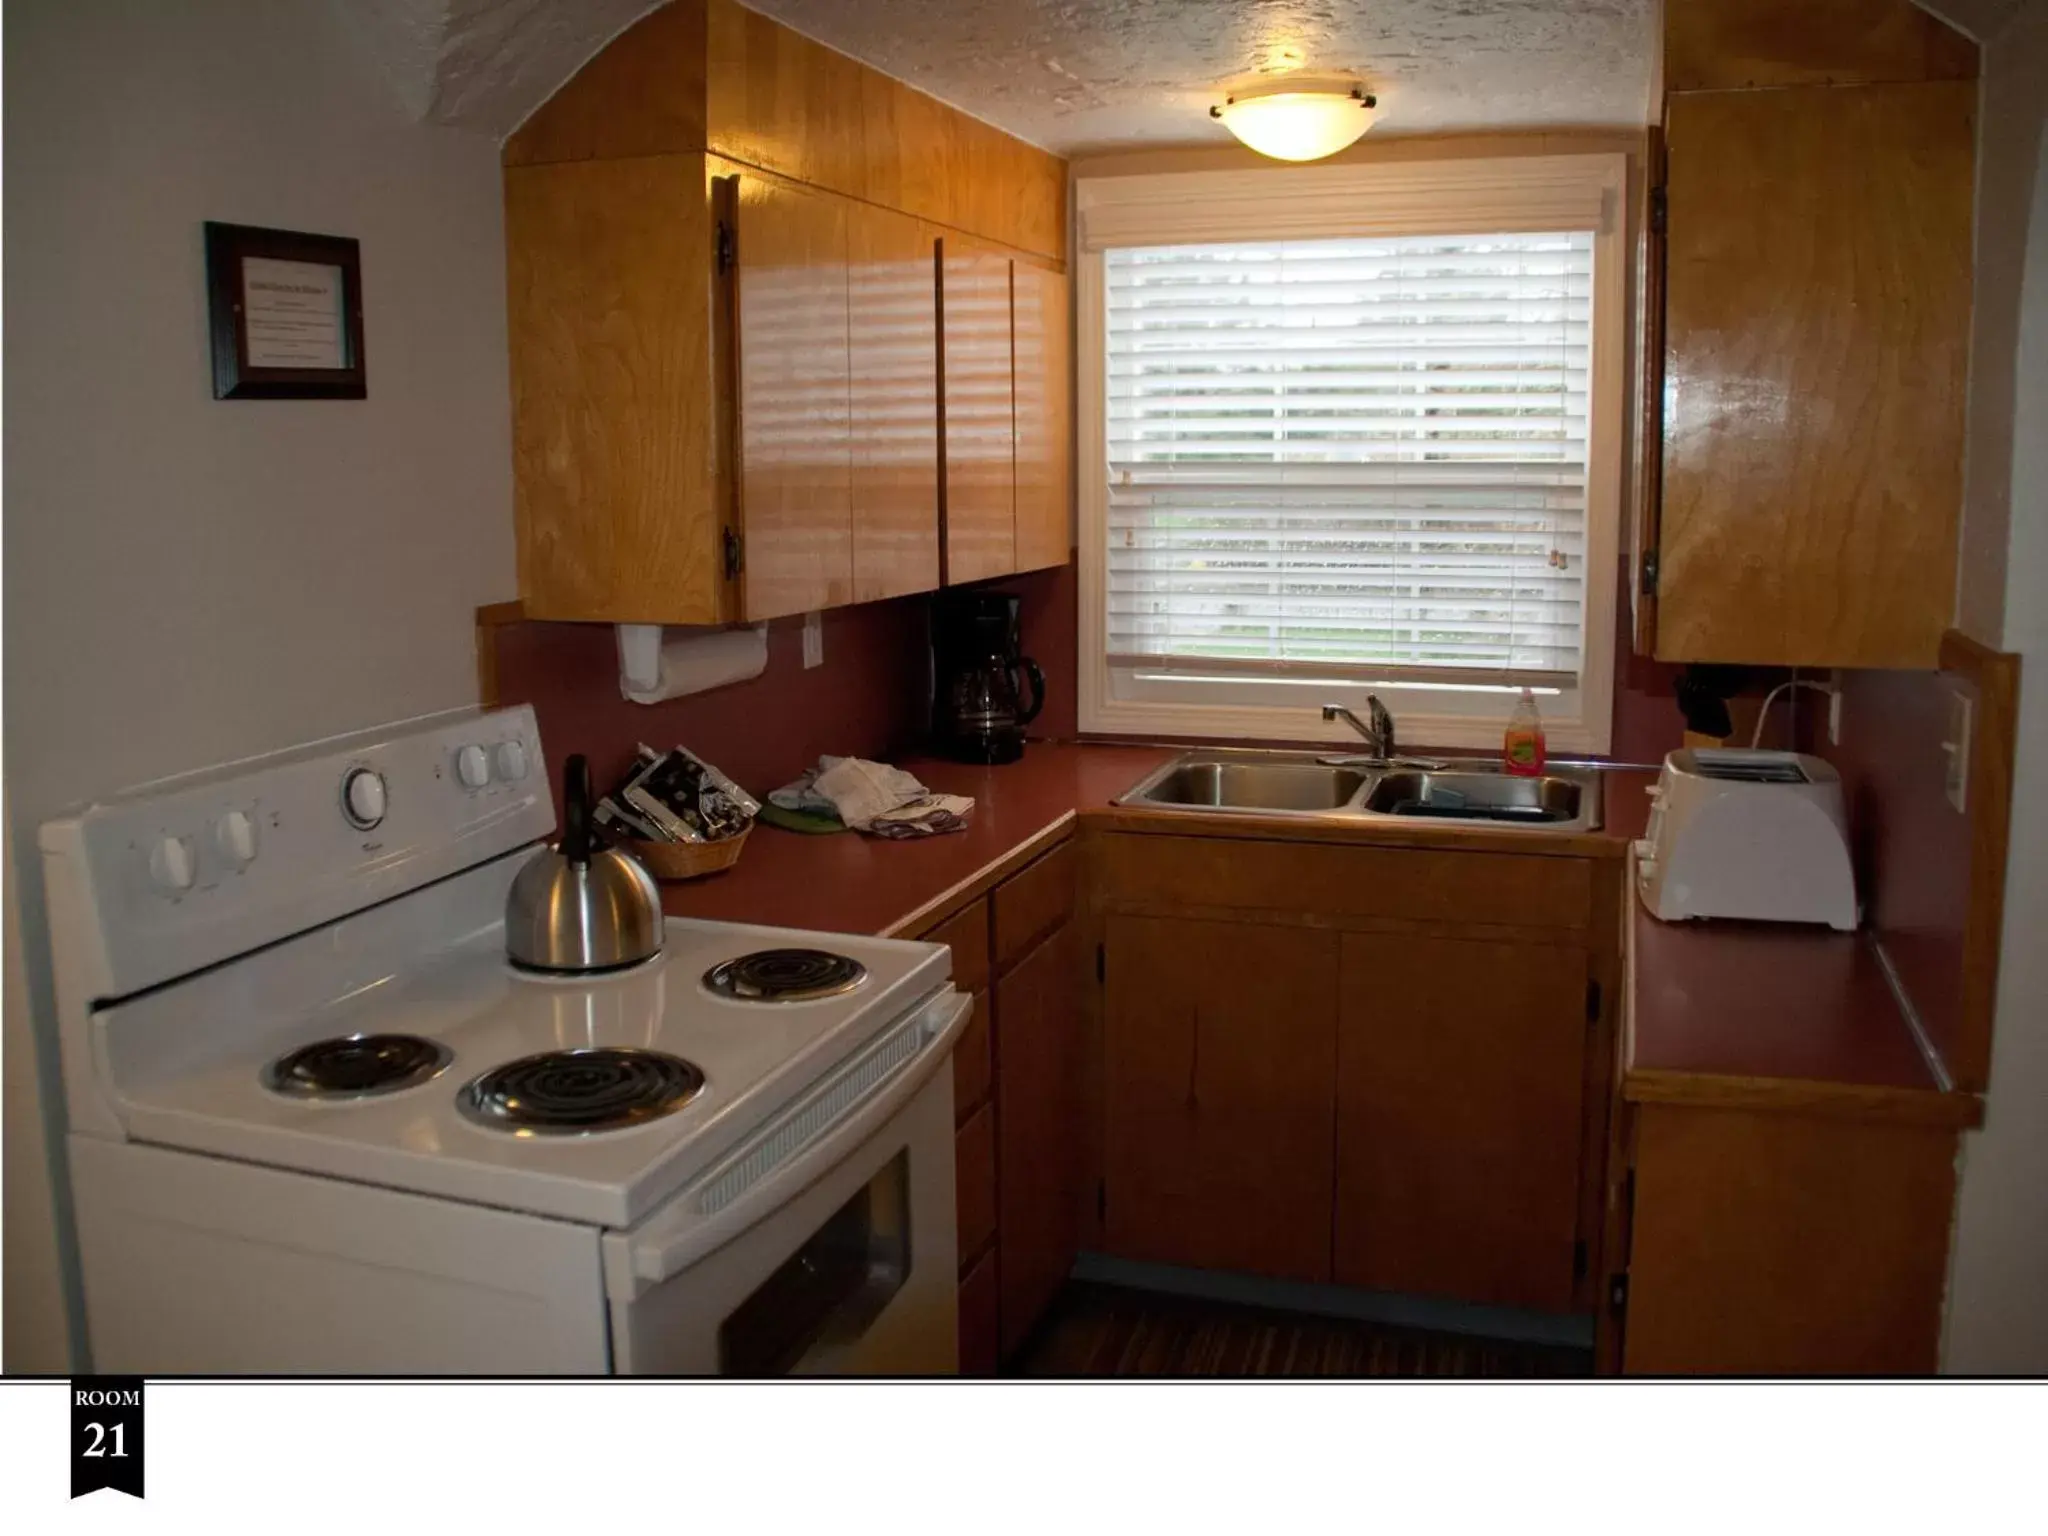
[615,623,769,705]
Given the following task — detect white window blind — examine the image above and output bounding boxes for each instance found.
[1105,231,1594,687]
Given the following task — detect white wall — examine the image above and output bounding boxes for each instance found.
[1943,0,2048,1374]
[2,0,518,1371]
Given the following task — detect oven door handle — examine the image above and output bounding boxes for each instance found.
[615,989,971,1297]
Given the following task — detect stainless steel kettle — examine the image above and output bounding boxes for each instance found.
[505,755,663,973]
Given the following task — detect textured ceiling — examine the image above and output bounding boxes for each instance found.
[741,0,1659,153]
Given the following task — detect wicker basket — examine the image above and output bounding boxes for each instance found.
[620,826,750,882]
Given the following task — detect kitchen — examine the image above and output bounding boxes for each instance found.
[4,0,2046,1396]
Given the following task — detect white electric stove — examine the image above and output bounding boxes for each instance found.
[42,706,967,1376]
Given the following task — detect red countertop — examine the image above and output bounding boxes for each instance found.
[651,742,1977,1126]
[658,742,1173,938]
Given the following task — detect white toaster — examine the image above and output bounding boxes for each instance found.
[1634,749,1859,930]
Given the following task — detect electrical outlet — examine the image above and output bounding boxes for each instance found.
[802,611,823,670]
[1943,687,1973,814]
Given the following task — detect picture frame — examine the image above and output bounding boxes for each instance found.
[204,221,366,399]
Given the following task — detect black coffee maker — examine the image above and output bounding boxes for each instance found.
[931,591,1045,764]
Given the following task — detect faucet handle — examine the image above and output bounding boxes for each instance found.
[1366,695,1396,758]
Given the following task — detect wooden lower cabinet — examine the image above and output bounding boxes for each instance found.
[1618,1103,1959,1374]
[958,1248,1000,1377]
[1334,932,1590,1312]
[1101,914,1338,1283]
[955,1103,997,1262]
[995,916,1085,1356]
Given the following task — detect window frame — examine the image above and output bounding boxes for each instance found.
[1075,154,1629,754]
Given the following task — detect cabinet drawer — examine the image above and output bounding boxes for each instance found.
[925,896,990,994]
[1097,834,1592,932]
[993,839,1077,971]
[956,1102,997,1264]
[952,990,992,1122]
[958,1247,1000,1376]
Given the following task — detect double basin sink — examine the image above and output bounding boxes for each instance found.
[1115,750,1603,833]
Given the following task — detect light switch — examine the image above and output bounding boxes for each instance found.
[1942,687,1972,814]
[802,611,823,670]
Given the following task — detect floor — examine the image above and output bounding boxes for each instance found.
[1009,1282,1593,1379]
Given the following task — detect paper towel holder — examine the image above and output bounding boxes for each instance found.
[615,622,770,704]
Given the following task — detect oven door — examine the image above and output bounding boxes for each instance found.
[603,988,967,1375]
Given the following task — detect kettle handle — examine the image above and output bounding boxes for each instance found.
[1015,657,1046,726]
[562,755,595,866]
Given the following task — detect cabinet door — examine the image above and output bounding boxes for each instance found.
[1102,915,1339,1284]
[938,239,1016,584]
[1334,932,1588,1312]
[1656,82,1972,668]
[505,156,723,624]
[846,202,941,602]
[994,918,1083,1356]
[733,173,853,619]
[1012,263,1072,574]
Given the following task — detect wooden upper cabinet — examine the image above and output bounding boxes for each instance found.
[846,204,941,603]
[729,172,854,619]
[1663,0,1977,93]
[939,240,1017,586]
[1102,914,1339,1285]
[1013,263,1073,574]
[505,155,725,625]
[1334,930,1589,1313]
[500,0,1066,623]
[1653,81,1973,668]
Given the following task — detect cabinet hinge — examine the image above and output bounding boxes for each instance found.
[1608,1272,1630,1316]
[1649,185,1667,236]
[1640,549,1659,597]
[715,219,736,275]
[722,527,744,580]
[1095,942,1105,985]
[1586,978,1602,1026]
[1573,1239,1589,1281]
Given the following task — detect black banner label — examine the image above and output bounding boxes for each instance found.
[70,1376,145,1499]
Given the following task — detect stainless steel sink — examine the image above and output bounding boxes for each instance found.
[1130,759,1371,813]
[1114,750,1602,832]
[1362,769,1586,826]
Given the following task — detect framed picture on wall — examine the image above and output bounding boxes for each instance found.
[204,221,366,399]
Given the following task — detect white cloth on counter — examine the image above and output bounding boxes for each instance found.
[769,756,974,838]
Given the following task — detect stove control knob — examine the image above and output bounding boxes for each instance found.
[216,809,259,866]
[342,768,387,830]
[495,740,529,782]
[455,744,492,790]
[149,835,196,893]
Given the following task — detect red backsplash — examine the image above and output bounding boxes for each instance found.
[489,557,1741,820]
[1825,664,1977,1079]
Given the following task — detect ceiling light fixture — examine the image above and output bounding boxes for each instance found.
[1210,79,1378,163]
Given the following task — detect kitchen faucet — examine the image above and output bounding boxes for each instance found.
[1324,697,1397,757]
[1320,699,1447,770]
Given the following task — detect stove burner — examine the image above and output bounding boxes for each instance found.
[703,948,868,1003]
[264,1034,452,1100]
[458,1047,704,1135]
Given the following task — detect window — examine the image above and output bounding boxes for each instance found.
[1077,157,1625,753]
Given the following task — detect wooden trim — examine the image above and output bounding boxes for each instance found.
[1574,858,1626,1312]
[1939,626,2022,1092]
[473,600,525,709]
[1085,804,1632,862]
[1663,0,1978,94]
[1621,1066,1984,1128]
[1094,901,1588,950]
[892,816,1078,939]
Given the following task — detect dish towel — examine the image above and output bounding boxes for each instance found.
[769,757,974,839]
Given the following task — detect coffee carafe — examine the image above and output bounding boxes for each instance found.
[931,591,1045,764]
